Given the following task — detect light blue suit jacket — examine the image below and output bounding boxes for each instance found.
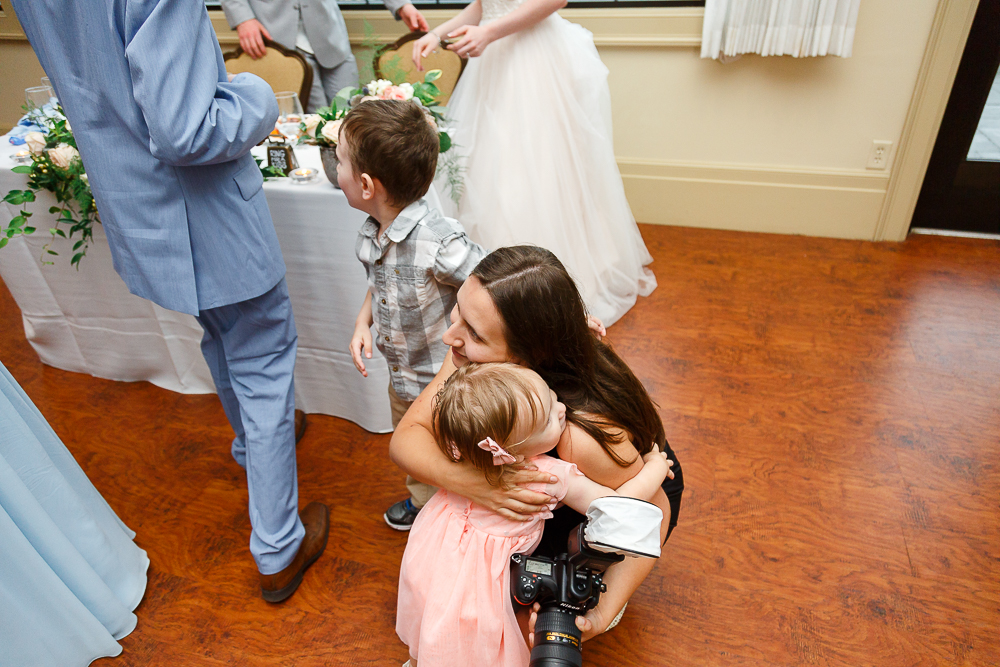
[11,0,285,316]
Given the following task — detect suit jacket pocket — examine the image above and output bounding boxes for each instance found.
[234,161,264,201]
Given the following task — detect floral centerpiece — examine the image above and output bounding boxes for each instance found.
[2,105,287,267]
[300,70,462,202]
[1,108,96,266]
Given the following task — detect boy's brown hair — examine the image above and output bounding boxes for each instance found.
[339,99,439,208]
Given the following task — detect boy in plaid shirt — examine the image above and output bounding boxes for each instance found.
[340,100,486,530]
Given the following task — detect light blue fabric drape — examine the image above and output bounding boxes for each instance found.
[0,361,148,667]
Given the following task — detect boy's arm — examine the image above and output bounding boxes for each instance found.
[560,452,670,515]
[432,232,487,288]
[350,292,374,377]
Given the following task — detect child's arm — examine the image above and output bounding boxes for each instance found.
[560,451,670,515]
[350,292,374,377]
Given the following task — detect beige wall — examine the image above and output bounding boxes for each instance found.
[0,41,48,134]
[0,2,977,240]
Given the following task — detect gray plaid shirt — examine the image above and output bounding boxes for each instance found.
[356,199,487,401]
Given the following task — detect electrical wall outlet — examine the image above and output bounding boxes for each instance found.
[867,140,893,170]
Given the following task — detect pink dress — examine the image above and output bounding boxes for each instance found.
[396,456,582,666]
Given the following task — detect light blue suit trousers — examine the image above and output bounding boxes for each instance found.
[11,0,305,575]
[197,280,303,575]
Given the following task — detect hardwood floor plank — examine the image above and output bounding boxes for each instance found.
[2,226,998,665]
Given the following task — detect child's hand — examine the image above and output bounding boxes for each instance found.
[641,450,673,482]
[350,323,373,377]
[586,314,606,340]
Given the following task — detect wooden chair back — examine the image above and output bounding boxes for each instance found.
[223,39,314,110]
[374,32,466,106]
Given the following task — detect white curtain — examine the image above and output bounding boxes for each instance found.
[701,0,861,59]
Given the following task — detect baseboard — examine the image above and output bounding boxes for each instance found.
[619,159,891,240]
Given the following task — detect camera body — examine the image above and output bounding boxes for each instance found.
[510,523,625,667]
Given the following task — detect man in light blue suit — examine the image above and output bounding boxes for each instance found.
[11,0,329,602]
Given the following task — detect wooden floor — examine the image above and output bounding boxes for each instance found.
[2,225,998,666]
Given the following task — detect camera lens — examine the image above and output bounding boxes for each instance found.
[530,607,583,667]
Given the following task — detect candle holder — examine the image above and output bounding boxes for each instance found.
[290,167,320,184]
[11,150,33,165]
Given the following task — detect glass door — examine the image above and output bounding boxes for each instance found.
[911,0,1000,235]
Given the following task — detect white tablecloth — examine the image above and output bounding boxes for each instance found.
[0,142,429,433]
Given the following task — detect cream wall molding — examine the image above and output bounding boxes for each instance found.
[874,0,981,241]
[619,158,890,240]
[329,7,703,47]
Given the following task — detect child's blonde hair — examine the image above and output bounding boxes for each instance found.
[433,363,542,487]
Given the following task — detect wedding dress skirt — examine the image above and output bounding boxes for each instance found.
[0,362,148,666]
[440,11,656,326]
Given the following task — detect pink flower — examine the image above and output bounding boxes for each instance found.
[380,86,408,101]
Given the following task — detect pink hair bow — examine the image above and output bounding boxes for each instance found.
[478,436,517,466]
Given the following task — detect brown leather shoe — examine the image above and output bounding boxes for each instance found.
[260,501,329,603]
[294,409,307,444]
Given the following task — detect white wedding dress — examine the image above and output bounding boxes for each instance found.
[440,0,656,326]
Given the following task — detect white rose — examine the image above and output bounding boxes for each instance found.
[398,83,414,100]
[24,131,47,154]
[302,114,322,138]
[48,143,80,169]
[367,79,392,96]
[320,118,343,145]
[65,119,72,133]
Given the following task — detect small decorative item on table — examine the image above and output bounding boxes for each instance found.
[10,149,32,164]
[266,140,299,176]
[299,70,460,197]
[290,167,320,184]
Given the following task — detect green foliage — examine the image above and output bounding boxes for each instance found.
[380,53,409,86]
[437,145,465,208]
[1,106,98,267]
[254,156,288,181]
[356,20,380,85]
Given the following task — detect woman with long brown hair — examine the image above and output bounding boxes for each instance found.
[390,245,683,640]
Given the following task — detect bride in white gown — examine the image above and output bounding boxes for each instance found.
[413,0,656,326]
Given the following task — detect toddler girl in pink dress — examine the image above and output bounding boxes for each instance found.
[395,362,670,667]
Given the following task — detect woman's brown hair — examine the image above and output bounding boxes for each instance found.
[433,363,542,487]
[470,246,666,465]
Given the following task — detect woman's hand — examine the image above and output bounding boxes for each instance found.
[411,31,441,71]
[528,603,607,646]
[446,25,495,58]
[461,465,557,521]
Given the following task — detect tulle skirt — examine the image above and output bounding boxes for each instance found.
[440,13,656,325]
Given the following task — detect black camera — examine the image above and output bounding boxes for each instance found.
[510,522,626,667]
